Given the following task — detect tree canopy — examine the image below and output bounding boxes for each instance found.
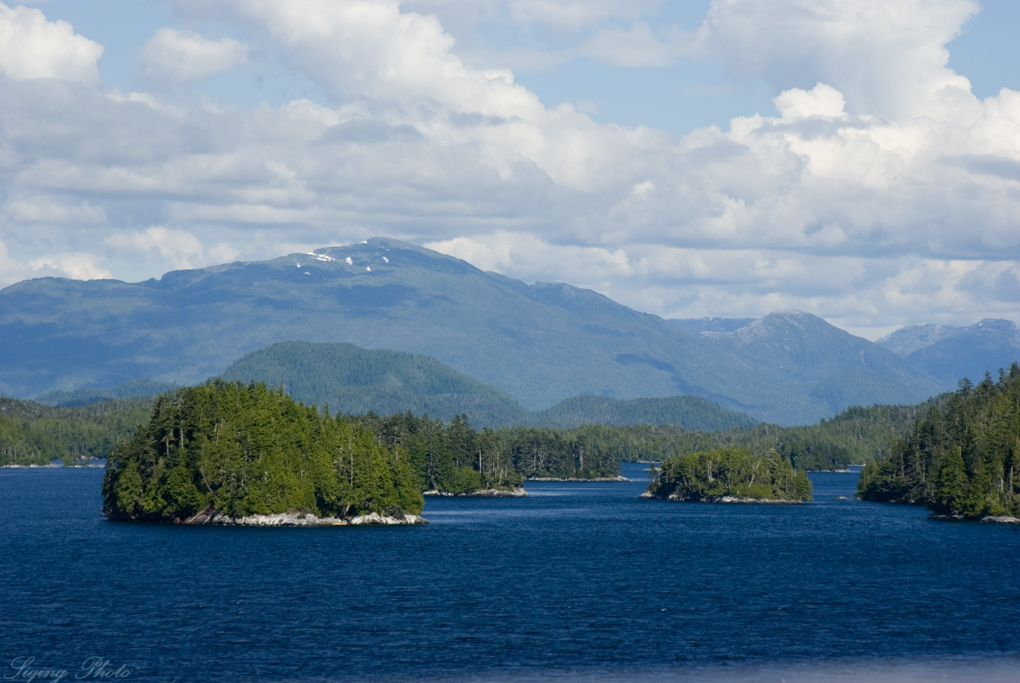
[645,448,812,502]
[103,380,423,522]
[857,365,1020,519]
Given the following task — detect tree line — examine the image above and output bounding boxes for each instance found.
[0,397,152,466]
[3,383,926,476]
[352,414,625,491]
[857,366,1020,519]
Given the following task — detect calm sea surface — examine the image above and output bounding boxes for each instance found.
[2,463,1019,683]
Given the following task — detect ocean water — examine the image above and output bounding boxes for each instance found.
[2,463,1019,683]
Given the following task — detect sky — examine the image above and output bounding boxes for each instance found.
[1,0,1019,339]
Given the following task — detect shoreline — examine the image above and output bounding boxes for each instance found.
[527,476,631,482]
[931,513,1020,525]
[424,487,527,497]
[172,509,427,526]
[2,464,105,469]
[640,491,807,504]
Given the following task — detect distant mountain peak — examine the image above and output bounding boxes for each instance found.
[876,318,1020,384]
[877,319,1020,357]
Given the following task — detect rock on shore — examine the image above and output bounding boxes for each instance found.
[527,476,631,482]
[980,515,1020,525]
[181,508,426,526]
[423,487,527,497]
[640,490,804,504]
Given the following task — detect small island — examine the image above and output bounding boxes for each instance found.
[103,380,425,526]
[642,448,812,503]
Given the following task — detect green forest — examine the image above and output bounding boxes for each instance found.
[857,366,1020,520]
[533,402,924,471]
[103,381,423,522]
[645,448,812,502]
[352,414,627,491]
[3,381,926,477]
[0,397,152,467]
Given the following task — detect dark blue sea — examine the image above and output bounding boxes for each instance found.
[2,463,1019,683]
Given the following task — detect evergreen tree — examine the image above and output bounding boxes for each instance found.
[103,381,424,522]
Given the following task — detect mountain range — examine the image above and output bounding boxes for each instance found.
[875,319,1020,385]
[0,237,1010,425]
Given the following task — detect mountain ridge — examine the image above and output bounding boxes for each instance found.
[0,237,943,425]
[876,319,1020,384]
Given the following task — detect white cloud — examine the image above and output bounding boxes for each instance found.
[427,232,634,285]
[0,240,30,288]
[773,83,846,122]
[6,196,106,223]
[696,0,979,121]
[139,28,248,83]
[0,2,102,85]
[27,252,112,280]
[207,243,241,263]
[2,0,1019,336]
[106,227,207,269]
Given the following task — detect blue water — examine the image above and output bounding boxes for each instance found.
[2,463,1019,682]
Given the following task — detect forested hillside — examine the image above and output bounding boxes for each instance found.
[585,403,926,471]
[857,366,1020,520]
[220,341,760,430]
[221,341,530,427]
[532,395,758,430]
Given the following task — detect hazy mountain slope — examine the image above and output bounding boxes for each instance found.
[218,341,760,430]
[876,319,1020,385]
[0,238,944,425]
[693,311,944,415]
[532,395,758,431]
[34,379,176,408]
[220,341,531,426]
[876,323,961,357]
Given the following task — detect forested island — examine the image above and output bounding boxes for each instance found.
[857,366,1020,522]
[103,381,425,525]
[643,448,812,502]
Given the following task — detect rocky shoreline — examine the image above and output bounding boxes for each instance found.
[179,508,427,526]
[640,491,805,504]
[1,464,60,468]
[423,487,527,497]
[981,515,1020,524]
[931,514,1020,524]
[527,476,631,482]
[2,463,105,469]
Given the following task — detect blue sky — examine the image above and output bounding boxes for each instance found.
[1,0,1019,339]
